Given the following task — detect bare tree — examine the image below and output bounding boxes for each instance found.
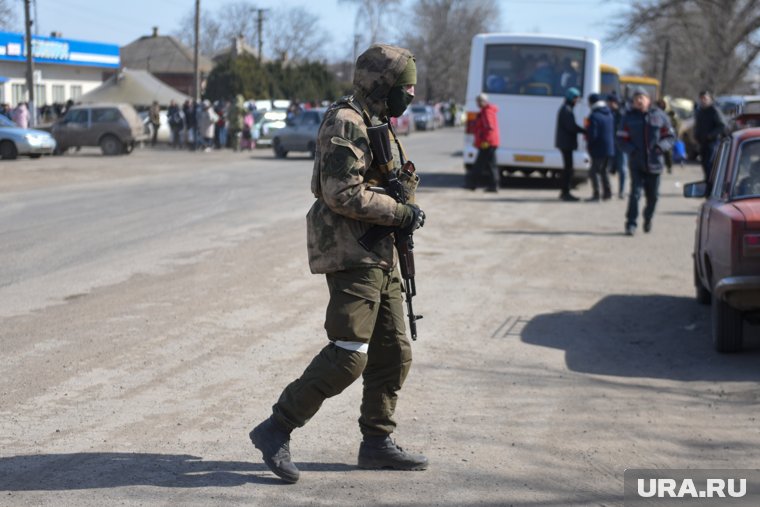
[403,0,500,102]
[608,0,760,96]
[338,0,402,50]
[266,6,331,62]
[0,0,16,30]
[173,8,224,56]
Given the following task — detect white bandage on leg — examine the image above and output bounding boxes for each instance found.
[334,340,369,354]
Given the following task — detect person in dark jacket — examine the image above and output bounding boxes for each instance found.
[555,87,585,201]
[617,87,675,236]
[694,90,726,181]
[467,93,500,192]
[606,94,627,199]
[585,93,615,201]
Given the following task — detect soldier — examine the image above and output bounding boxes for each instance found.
[249,44,428,484]
[227,94,245,151]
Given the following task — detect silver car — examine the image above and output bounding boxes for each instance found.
[271,109,325,158]
[0,115,56,160]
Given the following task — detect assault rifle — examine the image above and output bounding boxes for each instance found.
[358,123,422,340]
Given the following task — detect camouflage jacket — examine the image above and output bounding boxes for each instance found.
[307,44,414,274]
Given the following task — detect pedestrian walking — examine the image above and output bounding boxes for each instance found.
[167,100,184,149]
[12,102,29,129]
[248,44,428,484]
[694,90,727,181]
[555,87,585,201]
[585,93,614,201]
[198,100,217,152]
[606,94,627,199]
[466,93,500,192]
[617,87,675,236]
[149,101,161,147]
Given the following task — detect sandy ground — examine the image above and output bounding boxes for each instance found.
[1,130,759,506]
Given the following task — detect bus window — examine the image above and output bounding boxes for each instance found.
[601,65,622,100]
[483,44,586,97]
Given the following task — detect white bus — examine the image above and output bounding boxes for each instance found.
[464,34,601,182]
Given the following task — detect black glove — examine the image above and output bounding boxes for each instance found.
[400,204,425,235]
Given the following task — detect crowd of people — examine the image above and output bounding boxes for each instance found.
[153,96,256,152]
[469,85,730,237]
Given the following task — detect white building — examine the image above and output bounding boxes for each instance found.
[0,31,119,108]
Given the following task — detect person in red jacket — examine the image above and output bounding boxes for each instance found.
[466,93,500,192]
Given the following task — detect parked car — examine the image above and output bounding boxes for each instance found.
[52,103,146,155]
[390,106,413,136]
[255,109,287,148]
[683,128,760,352]
[0,114,56,159]
[271,109,325,159]
[410,104,436,131]
[729,96,760,132]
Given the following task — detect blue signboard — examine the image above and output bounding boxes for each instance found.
[0,31,119,68]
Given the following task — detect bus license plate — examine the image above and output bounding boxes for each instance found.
[514,154,544,163]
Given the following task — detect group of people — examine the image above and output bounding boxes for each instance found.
[149,96,255,152]
[556,87,727,235]
[0,100,76,127]
[468,85,727,237]
[0,102,29,128]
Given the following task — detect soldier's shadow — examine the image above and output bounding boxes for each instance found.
[0,452,354,490]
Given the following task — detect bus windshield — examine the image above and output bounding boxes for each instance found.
[482,44,586,97]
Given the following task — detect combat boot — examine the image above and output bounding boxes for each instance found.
[249,417,300,483]
[358,435,428,471]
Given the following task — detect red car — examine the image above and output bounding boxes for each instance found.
[684,128,760,352]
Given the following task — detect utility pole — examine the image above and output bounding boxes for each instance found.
[256,8,267,62]
[24,0,35,126]
[193,0,200,102]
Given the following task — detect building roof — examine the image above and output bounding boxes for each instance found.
[79,68,190,107]
[213,36,259,63]
[120,32,213,74]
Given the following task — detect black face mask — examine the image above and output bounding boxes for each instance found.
[387,85,414,118]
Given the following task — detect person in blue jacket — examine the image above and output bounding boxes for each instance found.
[585,93,615,201]
[616,87,675,236]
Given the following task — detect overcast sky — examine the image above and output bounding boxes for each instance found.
[15,0,637,72]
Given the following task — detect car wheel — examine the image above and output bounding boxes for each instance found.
[100,135,122,156]
[307,141,316,159]
[694,261,710,305]
[273,138,287,159]
[711,293,743,353]
[0,140,18,160]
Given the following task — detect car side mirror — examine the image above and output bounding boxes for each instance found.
[683,181,708,198]
[285,118,295,127]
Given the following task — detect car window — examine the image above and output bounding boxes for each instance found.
[0,115,15,127]
[301,112,320,126]
[92,108,121,123]
[65,109,89,124]
[731,140,760,199]
[710,140,731,199]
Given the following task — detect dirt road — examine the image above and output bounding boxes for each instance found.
[1,130,758,506]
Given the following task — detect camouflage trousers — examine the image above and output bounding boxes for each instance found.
[272,267,412,437]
